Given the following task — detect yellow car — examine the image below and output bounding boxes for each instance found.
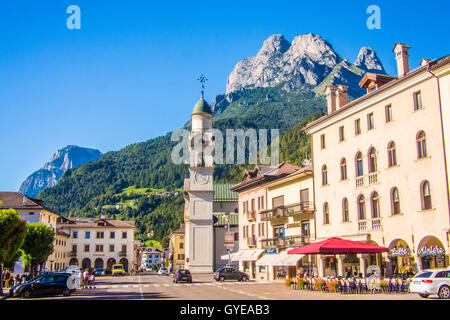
[112,264,125,276]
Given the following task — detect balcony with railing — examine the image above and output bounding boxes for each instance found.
[260,235,310,249]
[260,202,315,221]
[355,176,365,188]
[247,235,257,247]
[68,251,77,257]
[119,251,127,257]
[358,218,382,233]
[368,172,378,185]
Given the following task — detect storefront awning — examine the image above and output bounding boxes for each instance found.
[256,251,304,266]
[221,249,263,262]
[276,254,304,266]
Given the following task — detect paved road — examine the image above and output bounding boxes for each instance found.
[5,272,427,300]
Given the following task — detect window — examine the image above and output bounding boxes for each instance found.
[340,158,347,180]
[301,222,310,236]
[414,91,422,110]
[322,165,328,185]
[388,141,397,167]
[272,196,285,208]
[355,152,363,177]
[95,245,104,252]
[368,148,377,173]
[110,231,115,239]
[178,254,185,260]
[391,187,401,215]
[179,242,184,249]
[385,104,392,122]
[358,195,366,220]
[274,225,285,239]
[72,245,77,252]
[122,232,127,239]
[251,199,255,212]
[323,203,330,224]
[421,180,432,210]
[367,113,374,130]
[339,126,345,142]
[96,231,104,239]
[84,245,90,252]
[417,131,427,159]
[109,245,114,252]
[355,119,361,135]
[320,134,326,149]
[371,192,380,218]
[73,231,78,239]
[342,198,349,222]
[85,231,90,239]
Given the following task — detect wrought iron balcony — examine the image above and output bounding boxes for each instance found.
[247,235,257,247]
[119,251,127,257]
[247,210,256,221]
[259,202,315,221]
[260,235,310,249]
[68,251,77,257]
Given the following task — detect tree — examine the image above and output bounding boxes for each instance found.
[21,223,55,274]
[0,201,27,295]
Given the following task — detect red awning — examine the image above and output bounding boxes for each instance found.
[287,237,389,254]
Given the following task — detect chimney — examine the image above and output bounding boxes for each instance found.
[22,196,27,206]
[393,43,411,77]
[324,86,338,114]
[336,85,349,109]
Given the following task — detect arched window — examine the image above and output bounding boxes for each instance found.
[322,165,328,186]
[417,131,427,159]
[342,198,349,222]
[388,141,397,167]
[371,192,380,218]
[358,195,366,220]
[355,152,363,177]
[421,180,432,210]
[323,202,330,224]
[340,158,347,180]
[368,147,377,173]
[391,187,401,215]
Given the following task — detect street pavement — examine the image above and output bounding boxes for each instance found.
[4,272,428,300]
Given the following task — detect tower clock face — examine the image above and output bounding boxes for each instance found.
[194,171,209,185]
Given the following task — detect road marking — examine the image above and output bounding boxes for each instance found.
[163,284,170,287]
[138,274,144,300]
[111,285,118,288]
[122,285,129,288]
[153,284,160,287]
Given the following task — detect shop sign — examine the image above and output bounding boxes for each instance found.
[389,247,409,257]
[265,249,278,254]
[417,246,445,256]
[224,232,235,248]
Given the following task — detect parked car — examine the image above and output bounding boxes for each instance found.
[158,267,169,276]
[93,268,105,276]
[409,269,450,299]
[10,273,76,298]
[112,264,126,276]
[173,269,192,283]
[214,267,249,282]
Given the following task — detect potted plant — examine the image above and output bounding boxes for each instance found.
[297,277,305,289]
[285,277,294,288]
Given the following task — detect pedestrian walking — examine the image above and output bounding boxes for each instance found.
[88,273,96,289]
[82,269,89,289]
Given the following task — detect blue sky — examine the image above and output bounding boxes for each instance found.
[0,0,449,191]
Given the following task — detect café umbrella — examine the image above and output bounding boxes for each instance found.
[287,237,389,254]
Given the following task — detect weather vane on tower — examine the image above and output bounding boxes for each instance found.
[197,74,208,98]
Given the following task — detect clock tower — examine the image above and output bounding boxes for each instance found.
[183,90,214,273]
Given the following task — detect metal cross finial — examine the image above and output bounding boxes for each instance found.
[197,74,208,91]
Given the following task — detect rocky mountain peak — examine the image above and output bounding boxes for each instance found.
[354,47,386,74]
[19,145,103,197]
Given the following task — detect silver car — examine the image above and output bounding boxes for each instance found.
[409,269,450,299]
[158,267,169,276]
